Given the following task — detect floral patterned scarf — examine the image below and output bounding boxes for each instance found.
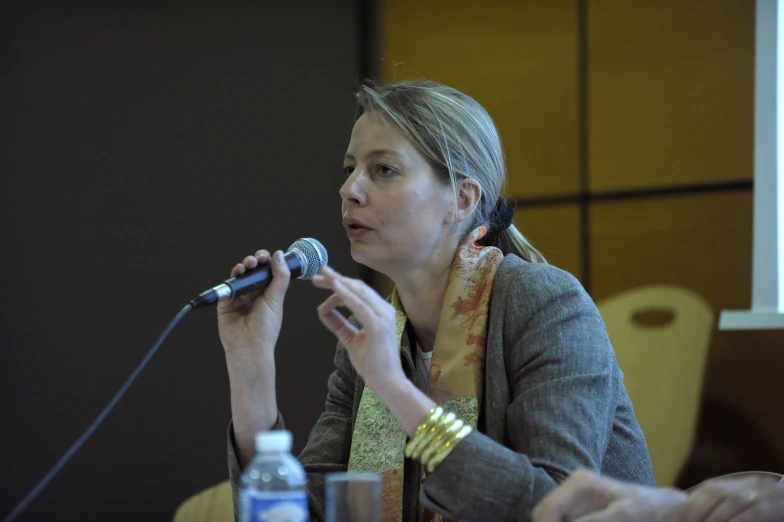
[346,226,504,521]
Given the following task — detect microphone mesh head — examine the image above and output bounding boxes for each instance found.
[288,238,328,280]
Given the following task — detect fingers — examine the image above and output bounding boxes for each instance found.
[317,292,359,346]
[226,249,289,308]
[703,494,753,522]
[326,276,378,327]
[311,274,332,290]
[316,266,390,320]
[674,479,751,522]
[314,268,369,317]
[231,250,270,277]
[675,477,784,522]
[533,470,620,522]
[727,490,784,522]
[264,250,291,306]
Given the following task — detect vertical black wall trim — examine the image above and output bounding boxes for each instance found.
[357,0,381,83]
[577,0,592,293]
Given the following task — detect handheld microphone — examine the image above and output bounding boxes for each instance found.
[190,237,328,308]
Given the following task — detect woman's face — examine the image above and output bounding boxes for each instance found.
[340,112,456,275]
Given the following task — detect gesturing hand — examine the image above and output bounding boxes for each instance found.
[312,266,405,392]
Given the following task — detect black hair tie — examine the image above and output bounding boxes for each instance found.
[490,197,514,234]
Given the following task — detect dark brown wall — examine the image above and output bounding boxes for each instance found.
[0,2,364,520]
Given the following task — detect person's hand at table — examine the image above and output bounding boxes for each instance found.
[532,469,685,522]
[533,468,784,522]
[671,473,784,522]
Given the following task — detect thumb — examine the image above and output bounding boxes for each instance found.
[264,250,291,306]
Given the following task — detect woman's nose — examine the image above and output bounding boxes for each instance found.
[339,171,366,206]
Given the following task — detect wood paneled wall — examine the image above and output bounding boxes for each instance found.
[381,0,784,484]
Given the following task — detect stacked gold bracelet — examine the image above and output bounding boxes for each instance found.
[404,406,473,473]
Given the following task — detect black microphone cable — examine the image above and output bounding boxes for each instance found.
[2,237,328,521]
[1,303,194,522]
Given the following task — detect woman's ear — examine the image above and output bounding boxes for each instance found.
[453,178,482,224]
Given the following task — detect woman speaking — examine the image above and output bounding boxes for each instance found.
[220,80,654,522]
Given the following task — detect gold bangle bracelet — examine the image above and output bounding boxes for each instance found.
[404,406,473,473]
[425,425,472,472]
[420,419,465,464]
[412,406,443,441]
[420,418,471,472]
[407,411,455,460]
[406,408,443,458]
[406,407,444,459]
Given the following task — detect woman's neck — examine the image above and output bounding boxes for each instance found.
[390,260,452,353]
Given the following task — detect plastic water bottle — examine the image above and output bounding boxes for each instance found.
[240,430,308,522]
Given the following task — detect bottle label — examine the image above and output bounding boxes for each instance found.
[241,490,309,522]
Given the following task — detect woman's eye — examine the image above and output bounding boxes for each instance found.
[343,166,355,177]
[376,165,396,177]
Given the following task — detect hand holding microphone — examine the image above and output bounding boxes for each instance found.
[217,249,292,358]
[189,238,328,358]
[206,238,328,466]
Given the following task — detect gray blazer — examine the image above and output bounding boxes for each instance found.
[228,256,655,521]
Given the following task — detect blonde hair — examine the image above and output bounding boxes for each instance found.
[355,79,547,264]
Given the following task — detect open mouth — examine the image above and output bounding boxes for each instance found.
[343,218,372,231]
[344,219,372,238]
